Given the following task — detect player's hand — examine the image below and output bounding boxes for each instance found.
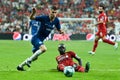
[32,8,36,14]
[60,30,65,35]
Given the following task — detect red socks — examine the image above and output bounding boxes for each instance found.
[92,40,98,52]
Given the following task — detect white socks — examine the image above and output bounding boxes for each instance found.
[19,49,42,67]
[28,49,42,61]
[19,60,27,67]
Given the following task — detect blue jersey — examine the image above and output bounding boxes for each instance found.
[31,15,61,53]
[34,15,61,40]
[29,20,41,35]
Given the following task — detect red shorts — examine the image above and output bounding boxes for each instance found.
[57,62,75,71]
[96,30,107,38]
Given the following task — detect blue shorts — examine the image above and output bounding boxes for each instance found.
[31,36,44,53]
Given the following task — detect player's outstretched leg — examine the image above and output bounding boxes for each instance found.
[17,49,43,71]
[85,62,90,72]
[24,49,42,67]
[102,39,119,50]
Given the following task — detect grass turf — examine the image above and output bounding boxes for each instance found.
[0,40,120,80]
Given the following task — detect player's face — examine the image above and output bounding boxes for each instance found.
[50,9,57,19]
[98,7,103,14]
[58,46,66,55]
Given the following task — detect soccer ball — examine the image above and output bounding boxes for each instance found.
[63,66,75,77]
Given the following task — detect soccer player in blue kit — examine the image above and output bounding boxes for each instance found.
[17,6,64,71]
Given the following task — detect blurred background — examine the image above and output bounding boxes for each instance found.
[0,0,120,41]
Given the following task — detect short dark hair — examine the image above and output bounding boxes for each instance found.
[51,6,58,10]
[58,43,65,48]
[99,4,106,10]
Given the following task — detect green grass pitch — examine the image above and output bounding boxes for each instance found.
[0,40,120,80]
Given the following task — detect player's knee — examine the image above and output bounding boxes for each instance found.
[102,39,106,42]
[103,39,105,42]
[40,45,47,53]
[57,65,64,71]
[42,48,47,52]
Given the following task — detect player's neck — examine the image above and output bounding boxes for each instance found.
[49,15,55,22]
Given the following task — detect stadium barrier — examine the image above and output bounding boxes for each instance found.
[70,33,87,40]
[0,32,13,40]
[0,33,86,40]
[52,34,70,41]
[0,32,23,40]
[0,33,120,41]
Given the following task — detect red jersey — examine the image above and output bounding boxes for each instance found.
[97,12,108,32]
[56,51,76,66]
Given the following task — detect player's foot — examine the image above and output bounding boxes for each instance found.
[85,62,90,72]
[114,42,118,50]
[17,66,25,71]
[88,51,95,55]
[25,59,31,67]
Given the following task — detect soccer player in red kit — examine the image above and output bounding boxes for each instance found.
[88,4,118,55]
[56,43,90,72]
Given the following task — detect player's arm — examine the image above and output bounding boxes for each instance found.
[30,8,36,20]
[92,15,106,27]
[106,17,113,24]
[91,20,103,27]
[56,57,59,64]
[92,19,104,27]
[74,54,82,66]
[28,21,32,29]
[95,20,104,26]
[55,18,65,35]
